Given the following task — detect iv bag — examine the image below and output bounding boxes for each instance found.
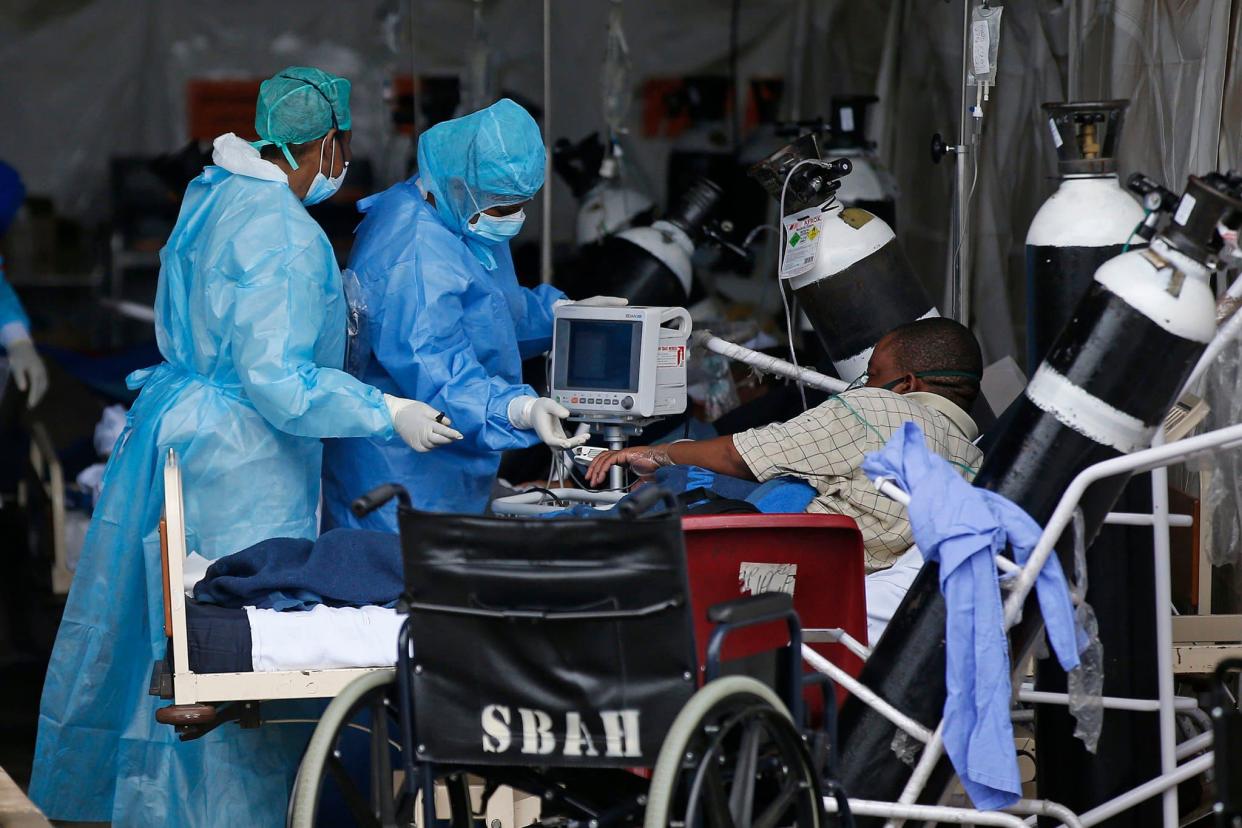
[602,1,632,139]
[967,3,1003,87]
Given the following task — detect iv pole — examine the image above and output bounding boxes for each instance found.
[953,0,974,325]
[541,0,554,284]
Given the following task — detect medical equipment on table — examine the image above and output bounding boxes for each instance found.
[551,303,690,420]
[539,302,690,495]
[570,443,609,465]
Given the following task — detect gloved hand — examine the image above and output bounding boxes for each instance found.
[553,296,629,309]
[508,396,590,450]
[6,338,48,409]
[383,394,463,452]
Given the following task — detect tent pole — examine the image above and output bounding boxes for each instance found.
[541,0,554,285]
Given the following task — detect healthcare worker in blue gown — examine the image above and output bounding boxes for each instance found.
[322,98,623,529]
[0,160,49,408]
[29,67,460,827]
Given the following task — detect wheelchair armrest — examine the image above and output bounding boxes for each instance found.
[352,484,412,517]
[707,592,793,626]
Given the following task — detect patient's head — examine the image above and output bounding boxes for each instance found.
[865,318,983,410]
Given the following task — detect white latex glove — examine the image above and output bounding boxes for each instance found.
[6,338,48,408]
[508,395,590,450]
[552,296,629,309]
[383,394,463,452]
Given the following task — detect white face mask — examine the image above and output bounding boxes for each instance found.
[302,135,348,206]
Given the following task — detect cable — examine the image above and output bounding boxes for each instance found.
[780,280,808,411]
[776,158,836,411]
[729,0,742,155]
[1121,209,1152,253]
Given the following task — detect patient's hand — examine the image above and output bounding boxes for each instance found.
[585,445,673,488]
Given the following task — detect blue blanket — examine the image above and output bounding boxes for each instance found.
[545,466,817,518]
[193,529,402,611]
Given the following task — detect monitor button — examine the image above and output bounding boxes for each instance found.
[621,396,634,410]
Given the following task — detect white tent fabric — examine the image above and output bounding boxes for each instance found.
[0,0,1238,366]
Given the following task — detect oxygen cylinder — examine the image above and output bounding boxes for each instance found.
[558,178,722,307]
[826,95,899,229]
[836,172,1242,823]
[552,133,656,247]
[1026,100,1145,369]
[748,133,936,382]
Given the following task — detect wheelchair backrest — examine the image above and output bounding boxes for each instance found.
[397,505,697,768]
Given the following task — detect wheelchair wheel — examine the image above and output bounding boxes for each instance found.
[644,675,822,828]
[288,670,404,828]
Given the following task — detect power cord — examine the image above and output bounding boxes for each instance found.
[776,157,838,411]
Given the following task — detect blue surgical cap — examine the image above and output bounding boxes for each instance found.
[416,98,546,242]
[253,66,352,169]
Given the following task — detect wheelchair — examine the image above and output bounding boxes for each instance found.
[287,483,851,828]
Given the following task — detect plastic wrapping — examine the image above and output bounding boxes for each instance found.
[1066,508,1105,753]
[1201,332,1242,566]
[341,267,370,379]
[461,0,495,115]
[601,1,631,141]
[93,404,128,457]
[890,728,922,767]
[698,351,741,421]
[966,3,1004,88]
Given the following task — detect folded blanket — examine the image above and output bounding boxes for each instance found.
[193,529,402,611]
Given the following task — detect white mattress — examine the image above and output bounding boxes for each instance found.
[244,604,405,672]
[184,553,405,673]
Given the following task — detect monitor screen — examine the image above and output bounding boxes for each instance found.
[564,319,641,392]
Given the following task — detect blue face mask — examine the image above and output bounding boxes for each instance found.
[302,136,348,206]
[466,209,526,245]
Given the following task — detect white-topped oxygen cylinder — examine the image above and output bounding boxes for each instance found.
[1026,100,1145,370]
[749,133,936,381]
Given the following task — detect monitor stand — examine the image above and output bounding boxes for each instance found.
[489,415,663,517]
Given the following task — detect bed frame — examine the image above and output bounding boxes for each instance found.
[152,448,393,735]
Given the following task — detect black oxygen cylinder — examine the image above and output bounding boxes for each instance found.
[1023,100,1160,824]
[558,179,722,307]
[748,133,936,382]
[1026,101,1144,371]
[836,173,1242,825]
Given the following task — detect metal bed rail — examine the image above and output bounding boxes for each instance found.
[797,419,1242,826]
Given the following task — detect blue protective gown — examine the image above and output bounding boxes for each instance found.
[0,264,30,332]
[322,179,564,527]
[30,160,394,826]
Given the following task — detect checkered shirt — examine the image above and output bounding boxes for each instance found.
[732,387,983,571]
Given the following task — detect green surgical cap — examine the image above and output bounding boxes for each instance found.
[253,66,352,169]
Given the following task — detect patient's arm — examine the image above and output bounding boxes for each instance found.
[584,436,754,487]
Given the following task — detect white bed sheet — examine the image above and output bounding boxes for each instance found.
[243,604,405,672]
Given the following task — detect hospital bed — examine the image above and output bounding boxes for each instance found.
[151,449,394,734]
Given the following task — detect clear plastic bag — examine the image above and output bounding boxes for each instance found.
[890,728,922,767]
[1200,328,1242,566]
[699,351,741,421]
[601,1,632,140]
[1066,508,1104,753]
[967,3,1004,88]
